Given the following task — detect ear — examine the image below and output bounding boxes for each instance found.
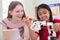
[9,11,12,15]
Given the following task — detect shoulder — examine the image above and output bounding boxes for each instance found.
[53,18,60,23]
[1,18,8,30]
[2,18,9,26]
[2,18,8,23]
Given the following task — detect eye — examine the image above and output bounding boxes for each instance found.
[38,13,42,15]
[39,13,42,15]
[21,10,24,12]
[43,11,47,14]
[16,10,20,13]
[44,13,46,14]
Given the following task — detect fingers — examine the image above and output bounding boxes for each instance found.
[53,23,60,32]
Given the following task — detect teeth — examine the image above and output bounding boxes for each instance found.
[43,17,46,19]
[42,17,47,20]
[18,16,20,17]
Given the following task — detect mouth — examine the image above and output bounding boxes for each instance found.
[42,17,46,20]
[17,16,21,18]
[42,16,47,20]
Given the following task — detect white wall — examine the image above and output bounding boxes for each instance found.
[0,0,2,40]
[22,0,35,18]
[35,0,60,6]
[0,0,2,22]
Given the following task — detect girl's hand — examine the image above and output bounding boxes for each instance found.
[22,18,30,40]
[53,23,60,32]
[23,17,33,27]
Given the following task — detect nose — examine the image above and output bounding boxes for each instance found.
[19,11,22,15]
[41,14,45,17]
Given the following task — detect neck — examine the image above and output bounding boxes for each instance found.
[11,18,22,24]
[47,19,50,22]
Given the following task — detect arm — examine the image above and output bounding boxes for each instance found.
[53,19,60,32]
[2,25,7,30]
[29,28,38,40]
[53,23,60,32]
[53,19,60,39]
[24,25,30,40]
[1,22,7,30]
[24,18,39,40]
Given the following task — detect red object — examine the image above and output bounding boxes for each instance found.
[25,16,32,21]
[29,18,32,20]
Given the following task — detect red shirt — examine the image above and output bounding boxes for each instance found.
[40,26,49,40]
[35,19,60,40]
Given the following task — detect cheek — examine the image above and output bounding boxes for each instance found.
[48,13,50,18]
[21,13,24,16]
[39,16,42,20]
[46,13,50,19]
[21,13,25,17]
[12,13,19,18]
[13,12,19,16]
[13,13,17,16]
[11,11,17,15]
[39,16,42,19]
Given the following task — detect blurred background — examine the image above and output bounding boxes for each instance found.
[2,0,60,19]
[0,0,2,40]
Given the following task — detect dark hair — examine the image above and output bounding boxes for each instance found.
[37,4,53,22]
[7,1,25,19]
[36,4,53,36]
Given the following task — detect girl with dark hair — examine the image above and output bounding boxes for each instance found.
[30,4,60,40]
[2,1,31,40]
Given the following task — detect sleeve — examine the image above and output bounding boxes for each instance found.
[2,19,7,27]
[54,18,60,23]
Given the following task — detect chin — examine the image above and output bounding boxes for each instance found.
[16,18,20,21]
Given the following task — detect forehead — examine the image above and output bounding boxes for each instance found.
[38,8,49,12]
[13,4,24,10]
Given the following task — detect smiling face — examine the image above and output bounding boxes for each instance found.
[9,4,24,20]
[38,8,50,22]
